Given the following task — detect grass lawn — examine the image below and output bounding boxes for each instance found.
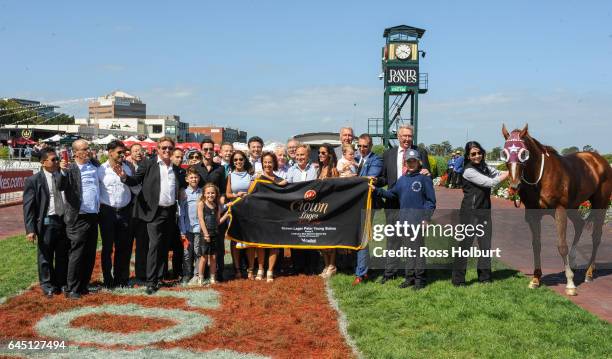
[330,261,612,359]
[0,235,38,299]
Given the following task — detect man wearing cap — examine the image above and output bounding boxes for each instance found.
[376,125,430,283]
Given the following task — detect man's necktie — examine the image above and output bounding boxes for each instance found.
[357,157,365,175]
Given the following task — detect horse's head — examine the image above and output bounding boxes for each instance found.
[501,124,531,190]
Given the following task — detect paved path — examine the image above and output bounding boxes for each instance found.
[435,186,612,323]
[0,205,24,240]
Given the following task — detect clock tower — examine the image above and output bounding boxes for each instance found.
[369,25,428,148]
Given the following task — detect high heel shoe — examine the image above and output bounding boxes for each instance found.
[247,269,254,280]
[319,266,330,278]
[255,269,264,281]
[235,269,242,279]
[210,276,217,285]
[266,270,274,283]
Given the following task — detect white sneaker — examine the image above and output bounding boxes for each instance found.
[188,276,200,287]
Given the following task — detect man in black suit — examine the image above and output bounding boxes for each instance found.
[118,137,183,295]
[125,143,148,283]
[23,149,68,298]
[193,139,226,280]
[377,125,430,284]
[59,139,101,299]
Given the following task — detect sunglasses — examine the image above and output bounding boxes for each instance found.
[160,146,174,151]
[116,151,125,155]
[48,158,59,162]
[202,148,214,152]
[189,154,201,159]
[469,151,482,157]
[233,158,245,162]
[319,151,328,155]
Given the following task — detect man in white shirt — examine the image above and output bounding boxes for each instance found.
[23,149,68,297]
[118,137,182,295]
[98,140,133,288]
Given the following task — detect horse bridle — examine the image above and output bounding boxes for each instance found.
[502,131,548,207]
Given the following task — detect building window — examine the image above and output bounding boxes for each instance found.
[151,125,163,134]
[166,126,176,135]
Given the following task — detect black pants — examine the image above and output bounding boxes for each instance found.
[133,217,149,281]
[146,206,176,286]
[292,249,320,275]
[216,222,227,280]
[163,223,183,278]
[37,216,68,291]
[65,213,98,293]
[452,215,492,284]
[99,204,132,286]
[383,209,402,278]
[406,234,426,283]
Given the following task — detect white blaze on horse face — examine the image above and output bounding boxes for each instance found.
[509,162,520,188]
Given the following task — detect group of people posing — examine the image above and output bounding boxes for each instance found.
[23,124,509,298]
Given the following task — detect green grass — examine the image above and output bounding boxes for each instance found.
[330,261,612,359]
[0,235,38,298]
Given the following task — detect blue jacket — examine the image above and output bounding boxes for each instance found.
[356,152,383,177]
[375,171,436,221]
[454,156,465,174]
[447,157,455,169]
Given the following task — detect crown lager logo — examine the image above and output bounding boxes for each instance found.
[304,189,316,201]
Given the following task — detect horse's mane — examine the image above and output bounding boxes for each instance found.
[522,133,560,156]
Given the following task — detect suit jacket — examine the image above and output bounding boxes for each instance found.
[356,152,383,177]
[123,157,183,222]
[59,159,100,226]
[378,145,430,209]
[23,170,62,236]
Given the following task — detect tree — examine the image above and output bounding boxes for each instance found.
[561,146,579,155]
[488,146,502,161]
[371,144,385,157]
[440,141,453,156]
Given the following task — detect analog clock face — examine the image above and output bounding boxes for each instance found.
[395,44,411,60]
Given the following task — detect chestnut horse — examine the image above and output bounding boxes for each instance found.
[501,124,611,296]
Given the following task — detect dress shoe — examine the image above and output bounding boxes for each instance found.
[145,286,157,295]
[399,278,415,289]
[43,289,54,298]
[65,291,81,300]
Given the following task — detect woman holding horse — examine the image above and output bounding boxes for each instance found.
[452,141,508,286]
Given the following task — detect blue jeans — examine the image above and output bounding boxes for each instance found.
[355,246,369,277]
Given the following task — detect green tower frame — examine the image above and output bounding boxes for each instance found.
[372,25,428,148]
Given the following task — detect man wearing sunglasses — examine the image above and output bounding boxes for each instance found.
[23,148,68,298]
[192,138,225,280]
[97,140,133,289]
[117,136,184,295]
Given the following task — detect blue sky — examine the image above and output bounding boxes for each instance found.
[1,1,611,151]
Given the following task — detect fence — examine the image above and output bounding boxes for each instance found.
[0,164,40,206]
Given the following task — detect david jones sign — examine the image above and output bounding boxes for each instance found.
[386,67,418,87]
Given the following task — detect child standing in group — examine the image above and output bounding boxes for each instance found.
[179,167,203,286]
[197,183,229,285]
[337,144,358,177]
[370,149,436,290]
